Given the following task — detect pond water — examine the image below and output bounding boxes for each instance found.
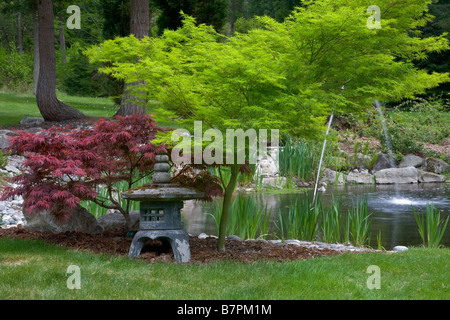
[181,183,450,250]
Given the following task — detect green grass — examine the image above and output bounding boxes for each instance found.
[0,92,173,128]
[0,238,448,300]
[0,92,116,127]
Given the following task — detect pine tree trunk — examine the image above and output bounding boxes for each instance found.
[32,3,39,96]
[17,12,23,54]
[58,14,67,64]
[36,0,84,121]
[115,0,149,117]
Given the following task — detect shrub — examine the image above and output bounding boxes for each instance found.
[0,44,33,91]
[0,115,167,229]
[57,42,123,98]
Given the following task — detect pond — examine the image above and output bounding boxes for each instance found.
[181,183,450,250]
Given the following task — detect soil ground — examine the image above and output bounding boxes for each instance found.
[0,227,344,264]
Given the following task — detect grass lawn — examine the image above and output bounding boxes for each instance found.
[0,92,117,127]
[0,91,172,128]
[0,238,448,300]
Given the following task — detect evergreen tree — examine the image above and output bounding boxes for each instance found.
[154,0,228,35]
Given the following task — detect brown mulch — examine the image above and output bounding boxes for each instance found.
[0,226,342,264]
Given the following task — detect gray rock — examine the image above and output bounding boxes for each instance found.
[372,152,395,172]
[349,153,373,170]
[399,154,423,168]
[4,165,21,175]
[198,232,209,239]
[319,168,344,185]
[23,205,104,234]
[418,170,446,183]
[97,211,140,231]
[256,158,279,177]
[392,245,408,252]
[0,134,11,150]
[226,235,243,241]
[261,176,286,188]
[374,167,418,184]
[423,158,450,174]
[345,171,373,184]
[20,117,45,126]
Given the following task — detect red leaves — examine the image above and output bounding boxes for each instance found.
[1,115,167,218]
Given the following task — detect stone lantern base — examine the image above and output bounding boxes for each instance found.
[128,230,191,263]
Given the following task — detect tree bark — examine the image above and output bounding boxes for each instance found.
[217,164,240,251]
[58,14,67,64]
[36,0,85,121]
[115,0,149,117]
[17,12,23,54]
[32,2,39,96]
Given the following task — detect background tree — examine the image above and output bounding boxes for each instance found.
[413,0,450,99]
[116,0,150,116]
[36,0,85,121]
[153,0,228,35]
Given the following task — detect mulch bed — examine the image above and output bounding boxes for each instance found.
[0,227,343,264]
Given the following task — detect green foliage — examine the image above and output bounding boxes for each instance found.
[57,42,122,98]
[80,175,153,219]
[345,196,371,246]
[276,196,322,241]
[154,0,228,35]
[278,136,319,182]
[0,150,10,169]
[245,0,301,22]
[412,202,449,248]
[277,194,372,246]
[0,44,33,91]
[321,196,343,243]
[88,0,449,140]
[100,0,130,39]
[211,193,271,239]
[376,116,425,157]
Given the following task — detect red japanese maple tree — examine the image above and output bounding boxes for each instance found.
[1,115,166,228]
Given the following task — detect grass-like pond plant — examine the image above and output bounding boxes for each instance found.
[412,202,449,248]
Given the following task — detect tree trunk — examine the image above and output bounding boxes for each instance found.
[217,164,240,251]
[115,0,149,117]
[17,12,23,54]
[36,0,84,121]
[32,2,39,96]
[58,14,67,64]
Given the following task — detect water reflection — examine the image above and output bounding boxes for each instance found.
[181,183,450,250]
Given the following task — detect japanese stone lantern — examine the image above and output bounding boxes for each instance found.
[121,154,204,263]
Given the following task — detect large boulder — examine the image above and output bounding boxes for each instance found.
[319,168,344,185]
[423,158,450,174]
[23,205,104,234]
[0,134,11,150]
[374,167,419,184]
[417,170,446,183]
[348,153,373,170]
[399,154,423,168]
[372,152,395,172]
[20,117,45,127]
[345,171,373,184]
[97,211,140,232]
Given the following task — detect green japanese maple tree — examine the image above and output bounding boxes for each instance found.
[87,0,449,251]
